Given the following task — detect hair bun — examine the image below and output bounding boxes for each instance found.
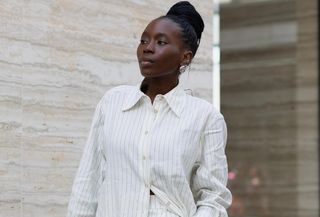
[166,1,204,41]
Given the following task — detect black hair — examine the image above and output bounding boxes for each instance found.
[160,1,205,57]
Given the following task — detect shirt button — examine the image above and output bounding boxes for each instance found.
[145,130,148,135]
[142,155,146,160]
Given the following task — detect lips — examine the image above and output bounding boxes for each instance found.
[139,57,155,67]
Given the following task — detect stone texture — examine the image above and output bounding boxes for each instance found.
[0,1,213,217]
[220,0,318,217]
[296,0,318,216]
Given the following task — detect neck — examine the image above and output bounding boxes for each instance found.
[141,76,179,103]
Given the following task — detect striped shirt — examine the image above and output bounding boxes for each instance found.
[67,83,232,217]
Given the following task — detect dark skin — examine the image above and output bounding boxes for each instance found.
[136,17,193,103]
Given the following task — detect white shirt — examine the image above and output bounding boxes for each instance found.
[67,83,232,217]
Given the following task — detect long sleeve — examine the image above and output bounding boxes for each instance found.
[191,111,232,217]
[67,98,106,217]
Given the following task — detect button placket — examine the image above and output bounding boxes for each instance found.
[141,104,157,191]
[141,97,163,192]
[153,97,163,118]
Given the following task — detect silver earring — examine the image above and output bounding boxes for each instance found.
[179,64,187,74]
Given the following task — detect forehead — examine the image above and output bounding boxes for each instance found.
[143,17,182,39]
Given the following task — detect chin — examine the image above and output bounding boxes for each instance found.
[140,70,155,77]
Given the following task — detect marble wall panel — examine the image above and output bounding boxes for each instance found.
[296,0,318,216]
[220,0,318,216]
[220,0,295,28]
[0,67,22,216]
[0,1,213,217]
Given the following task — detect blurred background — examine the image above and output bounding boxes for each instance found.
[0,0,318,217]
[219,1,318,217]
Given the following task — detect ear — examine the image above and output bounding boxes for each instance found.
[180,50,193,66]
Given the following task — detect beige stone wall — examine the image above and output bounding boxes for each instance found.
[296,1,318,216]
[220,0,318,217]
[0,1,212,216]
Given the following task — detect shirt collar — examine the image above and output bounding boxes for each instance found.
[162,84,185,118]
[121,83,145,112]
[121,81,186,118]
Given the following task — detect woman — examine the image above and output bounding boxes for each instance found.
[67,1,232,217]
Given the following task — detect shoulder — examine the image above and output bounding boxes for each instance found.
[184,93,223,119]
[95,85,136,111]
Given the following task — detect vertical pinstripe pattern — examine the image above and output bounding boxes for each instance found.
[148,195,180,217]
[66,83,232,217]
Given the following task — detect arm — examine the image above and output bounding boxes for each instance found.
[67,98,106,217]
[191,111,232,217]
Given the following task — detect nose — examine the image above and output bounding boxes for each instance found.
[143,40,155,53]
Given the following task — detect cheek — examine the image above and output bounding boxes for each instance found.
[136,45,142,57]
[158,49,181,66]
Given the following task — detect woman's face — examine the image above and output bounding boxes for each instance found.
[137,18,188,79]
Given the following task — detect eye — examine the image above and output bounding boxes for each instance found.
[140,39,148,44]
[157,40,167,45]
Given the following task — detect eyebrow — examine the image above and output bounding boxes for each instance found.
[141,32,169,38]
